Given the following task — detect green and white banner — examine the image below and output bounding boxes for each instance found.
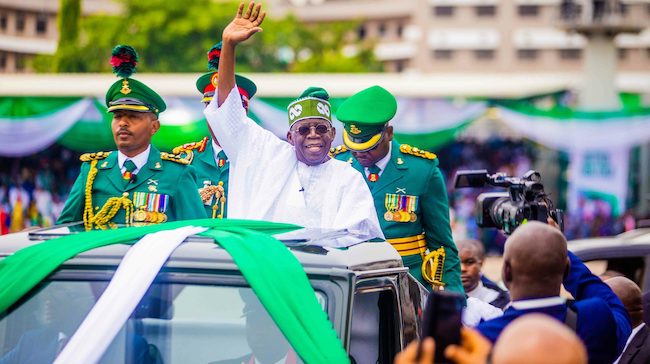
[0,96,486,156]
[3,93,650,217]
[0,98,92,157]
[497,105,650,215]
[392,98,485,149]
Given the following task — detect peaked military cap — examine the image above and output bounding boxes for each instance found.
[287,86,332,127]
[337,85,397,152]
[105,45,166,116]
[196,42,257,104]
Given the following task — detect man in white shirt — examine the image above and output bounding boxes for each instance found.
[203,2,383,240]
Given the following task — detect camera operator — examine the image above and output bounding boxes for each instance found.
[454,170,564,236]
[477,220,631,363]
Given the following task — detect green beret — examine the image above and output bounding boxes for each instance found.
[287,86,332,126]
[105,78,166,116]
[337,85,397,151]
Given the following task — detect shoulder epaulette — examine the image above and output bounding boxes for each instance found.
[172,136,209,154]
[160,152,192,165]
[80,151,111,162]
[329,145,348,156]
[400,144,437,160]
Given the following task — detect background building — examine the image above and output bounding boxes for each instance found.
[0,0,119,73]
[269,0,650,73]
[2,0,649,74]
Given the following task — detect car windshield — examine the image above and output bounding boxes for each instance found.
[0,279,325,363]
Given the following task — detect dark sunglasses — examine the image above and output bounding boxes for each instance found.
[294,124,331,136]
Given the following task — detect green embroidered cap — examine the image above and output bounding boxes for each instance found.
[287,86,332,126]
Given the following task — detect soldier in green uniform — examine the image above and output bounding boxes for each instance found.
[332,85,462,293]
[173,42,257,219]
[58,45,206,229]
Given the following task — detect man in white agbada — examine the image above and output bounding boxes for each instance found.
[203,1,383,240]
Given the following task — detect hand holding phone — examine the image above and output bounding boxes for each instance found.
[418,290,464,363]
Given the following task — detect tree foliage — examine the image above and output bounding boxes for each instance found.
[34,0,381,73]
[53,0,81,72]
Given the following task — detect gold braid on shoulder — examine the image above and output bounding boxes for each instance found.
[81,152,134,230]
[399,144,437,160]
[328,145,348,157]
[172,136,209,154]
[161,152,192,165]
[171,136,209,163]
[80,151,110,162]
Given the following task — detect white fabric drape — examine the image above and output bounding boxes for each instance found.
[497,107,650,150]
[394,98,486,134]
[54,226,206,364]
[0,99,93,157]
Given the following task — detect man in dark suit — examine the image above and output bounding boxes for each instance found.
[642,291,650,325]
[606,277,649,364]
[477,221,631,363]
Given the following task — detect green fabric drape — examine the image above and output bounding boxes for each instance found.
[201,228,350,364]
[153,120,211,152]
[395,119,473,151]
[0,219,296,313]
[58,99,116,152]
[496,100,650,120]
[0,97,82,118]
[0,219,350,363]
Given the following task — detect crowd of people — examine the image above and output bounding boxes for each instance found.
[0,146,81,234]
[0,131,636,242]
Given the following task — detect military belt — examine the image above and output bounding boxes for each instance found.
[386,234,426,257]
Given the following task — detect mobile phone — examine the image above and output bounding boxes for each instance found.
[419,290,463,363]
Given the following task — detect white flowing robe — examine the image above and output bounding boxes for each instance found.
[204,87,384,240]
